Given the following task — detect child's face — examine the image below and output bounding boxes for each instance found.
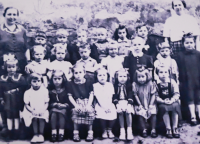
[118,72,127,84]
[137,26,148,38]
[98,28,107,42]
[56,49,66,61]
[77,31,87,43]
[33,49,45,62]
[57,35,68,43]
[184,38,195,50]
[137,72,147,84]
[7,64,17,75]
[53,73,63,87]
[160,48,170,58]
[79,48,91,60]
[73,67,85,81]
[31,78,42,90]
[109,46,118,57]
[35,37,46,45]
[132,37,144,53]
[97,69,107,85]
[118,28,127,40]
[158,68,169,82]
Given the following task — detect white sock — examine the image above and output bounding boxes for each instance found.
[127,127,132,132]
[73,130,79,134]
[52,129,57,134]
[88,130,93,134]
[59,129,64,135]
[120,128,125,132]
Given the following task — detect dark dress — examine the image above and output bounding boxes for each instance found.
[0,73,27,118]
[123,52,153,83]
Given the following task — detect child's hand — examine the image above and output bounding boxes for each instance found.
[138,105,143,110]
[126,104,132,113]
[144,45,150,50]
[116,104,122,113]
[164,98,173,105]
[75,105,82,112]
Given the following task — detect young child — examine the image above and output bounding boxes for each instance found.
[75,43,98,80]
[113,68,134,140]
[123,36,153,83]
[155,66,181,138]
[154,42,179,84]
[22,73,49,143]
[0,58,26,140]
[68,30,99,64]
[113,24,131,57]
[25,45,49,87]
[93,67,117,139]
[136,24,157,60]
[132,69,157,138]
[91,27,109,63]
[48,43,72,81]
[49,70,70,142]
[175,33,200,125]
[67,64,95,142]
[101,41,124,84]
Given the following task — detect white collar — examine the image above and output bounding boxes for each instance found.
[79,57,92,63]
[131,51,143,57]
[157,78,170,84]
[118,38,129,43]
[1,24,21,34]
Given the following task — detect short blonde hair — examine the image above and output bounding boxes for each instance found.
[56,28,69,37]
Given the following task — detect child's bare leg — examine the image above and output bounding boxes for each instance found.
[32,118,38,135]
[7,119,13,130]
[14,118,19,129]
[88,125,92,131]
[163,113,171,129]
[126,113,132,127]
[196,105,200,118]
[171,112,178,128]
[74,123,79,131]
[119,113,124,128]
[188,104,196,119]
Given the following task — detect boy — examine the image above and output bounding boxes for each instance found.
[123,36,153,83]
[101,40,124,83]
[136,24,157,61]
[76,44,98,80]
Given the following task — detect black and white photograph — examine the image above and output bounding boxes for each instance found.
[0,0,199,143]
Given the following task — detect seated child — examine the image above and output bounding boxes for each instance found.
[76,43,98,80]
[0,58,26,141]
[113,68,134,140]
[101,40,124,84]
[68,29,99,64]
[154,42,179,84]
[93,67,117,139]
[155,66,181,138]
[113,24,131,57]
[133,69,157,138]
[22,73,49,143]
[67,64,95,142]
[48,43,72,81]
[123,36,153,83]
[49,70,70,142]
[136,23,157,60]
[25,45,49,87]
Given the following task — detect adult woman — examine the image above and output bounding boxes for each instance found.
[163,0,200,55]
[0,7,27,73]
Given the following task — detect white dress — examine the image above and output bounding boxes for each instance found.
[93,82,117,120]
[22,85,49,127]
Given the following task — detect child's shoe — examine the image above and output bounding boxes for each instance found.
[141,129,148,138]
[150,129,158,138]
[191,117,197,126]
[127,128,134,140]
[86,130,94,142]
[31,135,38,143]
[108,130,115,139]
[13,129,19,140]
[73,131,81,142]
[172,128,180,138]
[102,130,108,139]
[51,134,57,142]
[58,134,64,142]
[166,128,173,138]
[119,128,126,140]
[37,134,44,143]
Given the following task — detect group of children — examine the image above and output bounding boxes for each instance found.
[0,23,199,143]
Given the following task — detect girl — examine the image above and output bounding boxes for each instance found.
[22,73,49,143]
[48,43,73,81]
[67,64,95,142]
[0,58,26,140]
[49,70,69,142]
[113,24,131,57]
[155,66,181,138]
[93,67,117,139]
[113,68,134,140]
[133,69,157,138]
[176,33,200,125]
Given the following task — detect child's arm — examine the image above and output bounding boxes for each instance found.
[132,82,143,108]
[170,80,180,103]
[87,91,94,106]
[154,82,165,104]
[25,49,31,62]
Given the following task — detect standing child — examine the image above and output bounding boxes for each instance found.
[123,36,153,83]
[175,33,200,125]
[25,45,49,87]
[49,70,70,142]
[133,69,157,138]
[101,40,124,84]
[113,24,131,57]
[113,68,134,140]
[155,66,181,138]
[67,64,95,142]
[0,58,26,140]
[48,43,73,81]
[93,67,117,139]
[22,73,49,143]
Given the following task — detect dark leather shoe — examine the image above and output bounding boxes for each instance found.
[141,129,148,138]
[172,128,180,138]
[166,129,173,139]
[51,134,57,142]
[58,134,64,142]
[150,129,158,138]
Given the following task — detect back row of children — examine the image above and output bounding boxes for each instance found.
[0,22,199,143]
